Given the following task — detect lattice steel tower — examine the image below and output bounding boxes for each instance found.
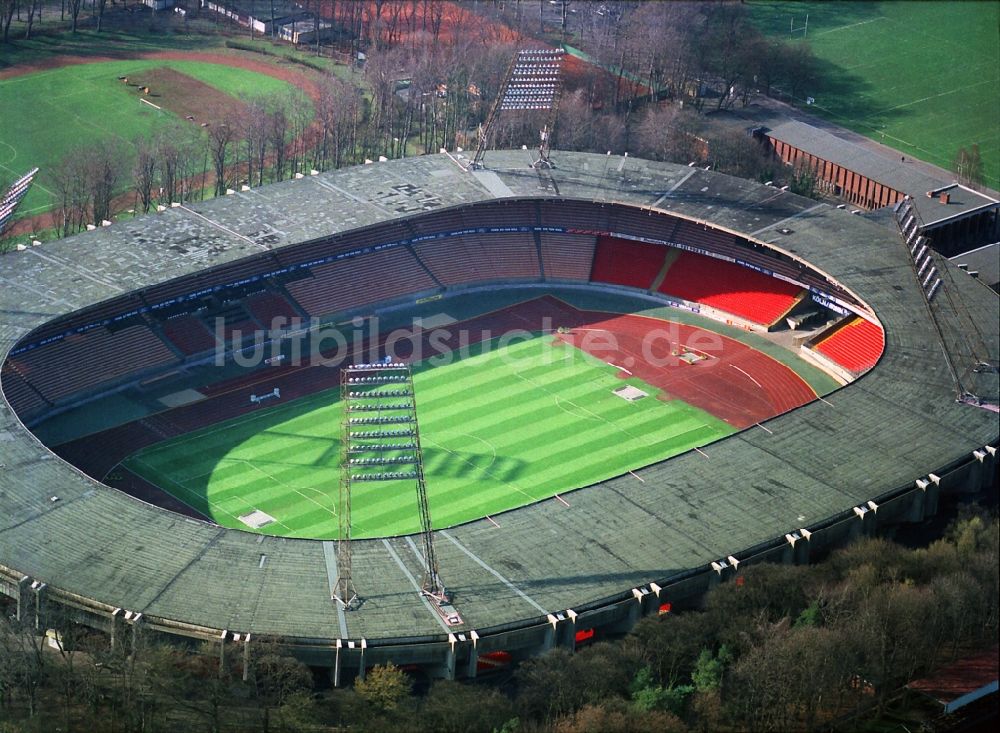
[332,362,446,609]
[471,48,565,170]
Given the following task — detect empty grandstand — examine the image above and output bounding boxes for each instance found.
[809,316,885,377]
[0,151,995,685]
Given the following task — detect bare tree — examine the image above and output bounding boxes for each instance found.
[207,120,236,197]
[1,0,17,43]
[85,139,126,224]
[68,0,82,32]
[132,136,157,214]
[52,150,91,236]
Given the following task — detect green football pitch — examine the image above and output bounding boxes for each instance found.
[0,59,306,217]
[749,0,1000,189]
[122,335,734,540]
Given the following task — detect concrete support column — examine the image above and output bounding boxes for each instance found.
[110,608,124,651]
[466,631,480,679]
[561,609,578,651]
[924,477,941,519]
[242,634,252,682]
[15,576,30,624]
[445,634,458,681]
[542,616,556,652]
[218,630,228,675]
[333,639,342,688]
[31,581,47,631]
[356,639,367,682]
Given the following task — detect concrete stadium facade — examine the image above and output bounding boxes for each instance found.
[0,152,996,682]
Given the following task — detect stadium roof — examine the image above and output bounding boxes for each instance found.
[764,119,999,226]
[0,151,997,643]
[950,242,1000,291]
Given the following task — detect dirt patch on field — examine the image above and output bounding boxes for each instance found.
[128,66,248,128]
[0,50,322,104]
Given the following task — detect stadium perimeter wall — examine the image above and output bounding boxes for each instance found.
[0,152,996,680]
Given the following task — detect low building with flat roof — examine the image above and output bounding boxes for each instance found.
[764,119,999,255]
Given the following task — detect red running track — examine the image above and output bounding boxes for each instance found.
[555,312,817,429]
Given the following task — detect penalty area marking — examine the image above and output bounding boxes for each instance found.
[729,363,763,389]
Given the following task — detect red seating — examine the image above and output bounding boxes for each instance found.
[163,314,219,355]
[11,325,179,403]
[540,233,596,281]
[286,247,436,317]
[815,317,884,374]
[245,291,301,328]
[590,236,666,289]
[658,251,802,325]
[416,234,540,285]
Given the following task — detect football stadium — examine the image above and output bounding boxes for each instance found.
[1,150,997,682]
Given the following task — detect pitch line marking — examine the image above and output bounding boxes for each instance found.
[553,493,570,507]
[729,363,763,389]
[485,515,501,528]
[440,530,548,615]
[818,395,835,407]
[755,423,773,435]
[694,447,709,458]
[629,470,645,483]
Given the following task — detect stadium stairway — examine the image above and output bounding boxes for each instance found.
[648,247,682,293]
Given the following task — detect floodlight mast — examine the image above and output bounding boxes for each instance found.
[333,363,446,610]
[332,368,359,610]
[410,386,445,602]
[470,48,565,171]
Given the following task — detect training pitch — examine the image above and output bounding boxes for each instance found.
[0,59,308,217]
[749,0,1000,189]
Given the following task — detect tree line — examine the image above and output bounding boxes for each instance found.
[2,511,996,732]
[3,0,830,244]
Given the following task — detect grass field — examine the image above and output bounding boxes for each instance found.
[0,59,308,217]
[123,335,734,540]
[749,0,1000,189]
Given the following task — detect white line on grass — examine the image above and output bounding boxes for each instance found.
[815,17,885,36]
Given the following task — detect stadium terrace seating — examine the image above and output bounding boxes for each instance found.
[590,236,667,289]
[245,291,303,329]
[286,247,436,317]
[539,199,608,232]
[142,253,281,306]
[0,361,48,418]
[11,325,178,403]
[657,250,803,326]
[814,317,884,374]
[163,314,219,355]
[414,234,540,285]
[540,233,597,281]
[217,316,260,345]
[276,221,414,268]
